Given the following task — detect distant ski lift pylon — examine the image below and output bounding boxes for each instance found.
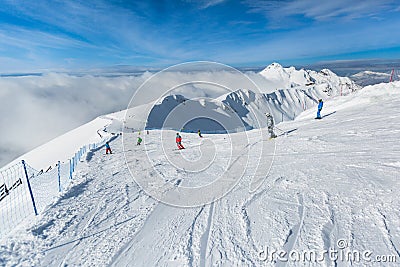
[390,69,399,82]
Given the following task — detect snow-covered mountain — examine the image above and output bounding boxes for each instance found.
[121,88,324,134]
[118,63,360,134]
[260,62,314,88]
[259,62,359,95]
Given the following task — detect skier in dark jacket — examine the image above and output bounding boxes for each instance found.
[176,133,185,149]
[316,99,323,119]
[266,113,277,139]
[105,142,112,154]
[198,129,203,138]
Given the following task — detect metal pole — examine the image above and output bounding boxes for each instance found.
[69,159,73,179]
[57,161,61,192]
[21,160,38,216]
[390,69,394,82]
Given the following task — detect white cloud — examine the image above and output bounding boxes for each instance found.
[200,0,226,9]
[0,73,139,167]
[182,0,226,9]
[0,27,92,52]
[244,0,397,22]
[1,0,196,68]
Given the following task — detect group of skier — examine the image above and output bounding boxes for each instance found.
[104,131,189,153]
[267,99,324,139]
[176,129,202,149]
[105,99,324,153]
[104,133,143,154]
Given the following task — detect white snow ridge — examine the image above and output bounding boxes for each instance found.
[1,64,399,267]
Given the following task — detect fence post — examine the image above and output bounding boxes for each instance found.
[57,161,61,192]
[21,160,38,216]
[69,159,73,179]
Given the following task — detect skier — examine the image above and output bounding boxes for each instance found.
[316,99,323,119]
[176,133,185,149]
[198,129,203,138]
[266,113,277,139]
[137,136,143,145]
[105,141,112,154]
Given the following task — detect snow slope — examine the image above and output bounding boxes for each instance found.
[1,82,399,266]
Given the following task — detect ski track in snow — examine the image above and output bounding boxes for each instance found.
[377,210,400,259]
[58,192,105,267]
[199,202,214,267]
[277,194,304,267]
[186,206,205,267]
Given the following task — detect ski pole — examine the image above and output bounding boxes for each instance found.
[274,126,288,137]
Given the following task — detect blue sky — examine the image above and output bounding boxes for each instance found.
[1,0,400,72]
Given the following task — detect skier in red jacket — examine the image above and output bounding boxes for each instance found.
[105,141,112,154]
[176,133,185,149]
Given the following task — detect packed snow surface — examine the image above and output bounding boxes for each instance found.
[1,81,399,266]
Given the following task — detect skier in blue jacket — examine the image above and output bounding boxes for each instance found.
[316,99,323,119]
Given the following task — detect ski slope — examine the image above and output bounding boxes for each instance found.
[1,82,399,266]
